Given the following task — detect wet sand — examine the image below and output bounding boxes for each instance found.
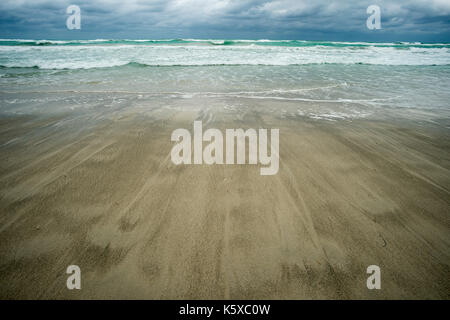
[0,100,449,299]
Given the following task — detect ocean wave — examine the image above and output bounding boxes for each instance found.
[0,39,192,46]
[1,39,449,69]
[0,61,448,70]
[1,39,449,48]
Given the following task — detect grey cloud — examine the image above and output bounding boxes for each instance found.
[0,0,449,41]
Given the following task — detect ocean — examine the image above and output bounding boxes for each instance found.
[0,39,449,123]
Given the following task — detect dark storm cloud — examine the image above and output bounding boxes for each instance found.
[0,0,449,41]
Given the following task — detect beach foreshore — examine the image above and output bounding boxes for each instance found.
[0,101,449,299]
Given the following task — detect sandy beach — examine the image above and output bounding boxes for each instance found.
[0,96,449,299]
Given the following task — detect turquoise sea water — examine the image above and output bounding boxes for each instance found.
[0,39,449,123]
[1,39,449,48]
[1,39,450,68]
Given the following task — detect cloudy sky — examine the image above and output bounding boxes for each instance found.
[1,0,449,42]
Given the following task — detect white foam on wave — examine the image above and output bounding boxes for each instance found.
[1,42,449,69]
